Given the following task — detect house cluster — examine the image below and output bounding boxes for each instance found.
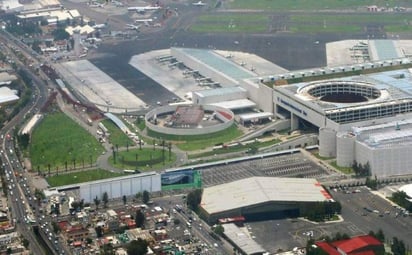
[53,203,199,255]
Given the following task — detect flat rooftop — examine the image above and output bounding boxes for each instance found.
[55,60,146,113]
[174,47,257,80]
[201,177,330,215]
[223,223,267,255]
[353,120,412,148]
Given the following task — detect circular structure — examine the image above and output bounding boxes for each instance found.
[299,81,382,103]
[336,132,356,167]
[145,104,234,136]
[319,128,337,158]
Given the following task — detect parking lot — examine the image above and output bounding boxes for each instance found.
[200,152,328,187]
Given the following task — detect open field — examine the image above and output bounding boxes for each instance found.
[289,13,412,33]
[29,112,105,171]
[102,119,134,147]
[191,14,268,33]
[190,12,412,34]
[228,0,412,10]
[147,124,243,151]
[46,169,125,187]
[108,148,177,171]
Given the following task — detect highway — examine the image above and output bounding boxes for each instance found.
[0,29,67,254]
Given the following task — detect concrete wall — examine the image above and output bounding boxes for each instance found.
[79,172,161,203]
[145,104,234,136]
[240,79,273,113]
[355,142,412,177]
[273,90,328,128]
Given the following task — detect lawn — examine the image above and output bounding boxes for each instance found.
[288,14,412,34]
[102,119,134,147]
[147,124,243,151]
[46,169,125,187]
[191,14,269,33]
[29,112,105,171]
[330,161,354,174]
[228,0,412,11]
[108,148,177,171]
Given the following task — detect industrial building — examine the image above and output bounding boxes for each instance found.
[200,176,332,224]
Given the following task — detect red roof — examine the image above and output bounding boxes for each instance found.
[315,241,340,255]
[334,235,382,254]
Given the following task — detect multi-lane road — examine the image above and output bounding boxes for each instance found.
[0,29,68,254]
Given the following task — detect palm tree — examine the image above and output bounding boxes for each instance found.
[94,196,100,210]
[102,192,109,208]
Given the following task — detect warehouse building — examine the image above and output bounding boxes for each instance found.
[200,177,332,224]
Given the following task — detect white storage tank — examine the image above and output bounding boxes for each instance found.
[336,132,356,167]
[319,128,337,158]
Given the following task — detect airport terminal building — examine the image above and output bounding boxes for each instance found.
[272,68,412,177]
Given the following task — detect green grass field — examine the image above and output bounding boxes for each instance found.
[147,124,243,151]
[46,169,125,187]
[102,119,134,147]
[191,12,412,34]
[29,112,105,171]
[109,148,177,171]
[191,14,269,33]
[228,0,412,11]
[288,13,412,33]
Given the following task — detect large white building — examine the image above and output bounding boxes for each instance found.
[200,176,331,223]
[272,67,412,177]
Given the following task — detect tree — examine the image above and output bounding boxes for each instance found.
[22,238,29,249]
[95,226,104,238]
[123,195,127,205]
[102,192,109,208]
[376,229,385,243]
[391,237,406,255]
[135,209,145,228]
[126,239,148,255]
[306,238,328,255]
[173,218,180,225]
[94,196,101,210]
[51,28,70,40]
[52,221,61,234]
[186,189,203,211]
[17,133,30,149]
[142,190,150,204]
[213,224,224,236]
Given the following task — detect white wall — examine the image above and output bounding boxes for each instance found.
[79,173,161,203]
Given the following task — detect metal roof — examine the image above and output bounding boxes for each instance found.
[239,112,273,121]
[0,87,19,105]
[104,112,129,133]
[369,40,401,61]
[176,48,256,80]
[210,99,256,110]
[201,177,330,215]
[193,86,246,98]
[223,223,267,255]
